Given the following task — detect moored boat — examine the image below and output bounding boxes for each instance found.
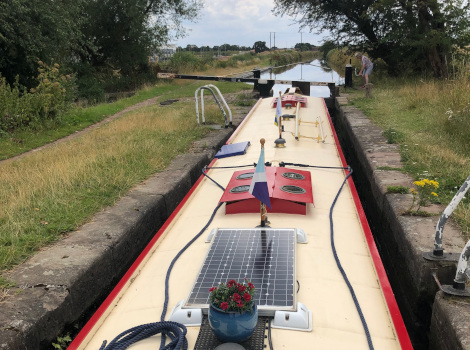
[69,87,413,349]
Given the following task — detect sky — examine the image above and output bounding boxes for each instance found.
[174,0,327,49]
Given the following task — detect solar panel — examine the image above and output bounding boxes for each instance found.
[184,228,297,316]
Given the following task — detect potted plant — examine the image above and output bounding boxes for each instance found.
[208,278,257,343]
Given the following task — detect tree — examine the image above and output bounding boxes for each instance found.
[79,0,202,75]
[273,0,470,77]
[253,41,269,53]
[295,43,313,51]
[318,40,337,60]
[0,0,84,88]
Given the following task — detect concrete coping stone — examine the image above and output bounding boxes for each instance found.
[0,127,233,349]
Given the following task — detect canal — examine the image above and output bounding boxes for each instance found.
[260,59,343,97]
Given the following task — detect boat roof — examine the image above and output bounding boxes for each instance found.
[70,94,412,349]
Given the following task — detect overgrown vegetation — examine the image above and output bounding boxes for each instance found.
[349,60,470,237]
[0,62,75,133]
[0,0,202,96]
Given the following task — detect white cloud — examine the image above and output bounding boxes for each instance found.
[175,0,326,48]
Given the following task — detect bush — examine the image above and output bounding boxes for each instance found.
[166,52,203,73]
[0,62,76,133]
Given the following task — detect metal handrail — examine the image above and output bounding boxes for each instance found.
[195,85,231,128]
[432,174,470,256]
[205,84,232,125]
[454,239,470,290]
[316,116,326,143]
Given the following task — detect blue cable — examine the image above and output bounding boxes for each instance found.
[329,167,374,350]
[202,166,226,191]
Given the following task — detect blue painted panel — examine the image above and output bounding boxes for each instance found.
[215,141,250,158]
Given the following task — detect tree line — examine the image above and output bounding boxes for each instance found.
[274,0,470,77]
[0,0,202,100]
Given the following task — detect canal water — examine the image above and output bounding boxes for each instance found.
[261,59,343,97]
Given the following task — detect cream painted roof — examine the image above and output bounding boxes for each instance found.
[75,96,406,349]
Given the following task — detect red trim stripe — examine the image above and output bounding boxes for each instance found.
[322,99,413,349]
[70,98,412,349]
[68,158,218,349]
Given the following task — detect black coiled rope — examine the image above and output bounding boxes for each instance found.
[329,167,374,350]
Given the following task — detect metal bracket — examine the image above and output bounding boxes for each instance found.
[440,285,470,297]
[432,271,470,297]
[206,228,218,243]
[168,300,202,326]
[296,228,308,244]
[422,251,460,262]
[272,302,312,331]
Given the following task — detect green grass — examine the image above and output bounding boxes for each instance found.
[387,185,410,194]
[0,81,251,160]
[350,75,470,237]
[0,73,253,273]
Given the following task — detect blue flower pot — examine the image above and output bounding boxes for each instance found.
[208,304,258,343]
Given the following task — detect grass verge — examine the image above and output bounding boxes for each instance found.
[350,76,470,237]
[0,77,252,273]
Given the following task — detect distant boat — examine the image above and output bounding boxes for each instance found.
[69,87,413,350]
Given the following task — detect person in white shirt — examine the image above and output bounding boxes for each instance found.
[355,52,373,88]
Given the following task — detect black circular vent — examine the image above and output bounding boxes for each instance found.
[229,185,250,193]
[280,185,306,194]
[236,172,254,180]
[281,172,305,180]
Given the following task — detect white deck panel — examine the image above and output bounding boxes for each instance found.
[76,96,404,349]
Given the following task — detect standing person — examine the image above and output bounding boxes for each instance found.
[355,52,373,88]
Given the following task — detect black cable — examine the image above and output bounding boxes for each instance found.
[281,161,349,170]
[329,168,374,350]
[99,201,225,350]
[268,318,274,350]
[202,166,226,191]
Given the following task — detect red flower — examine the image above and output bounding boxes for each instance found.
[238,285,246,292]
[237,301,244,308]
[233,293,241,302]
[220,302,229,310]
[227,279,236,288]
[243,293,251,302]
[248,282,254,289]
[209,287,216,292]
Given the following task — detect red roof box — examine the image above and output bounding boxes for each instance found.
[219,167,313,215]
[273,95,307,108]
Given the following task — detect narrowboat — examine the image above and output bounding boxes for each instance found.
[69,87,413,349]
